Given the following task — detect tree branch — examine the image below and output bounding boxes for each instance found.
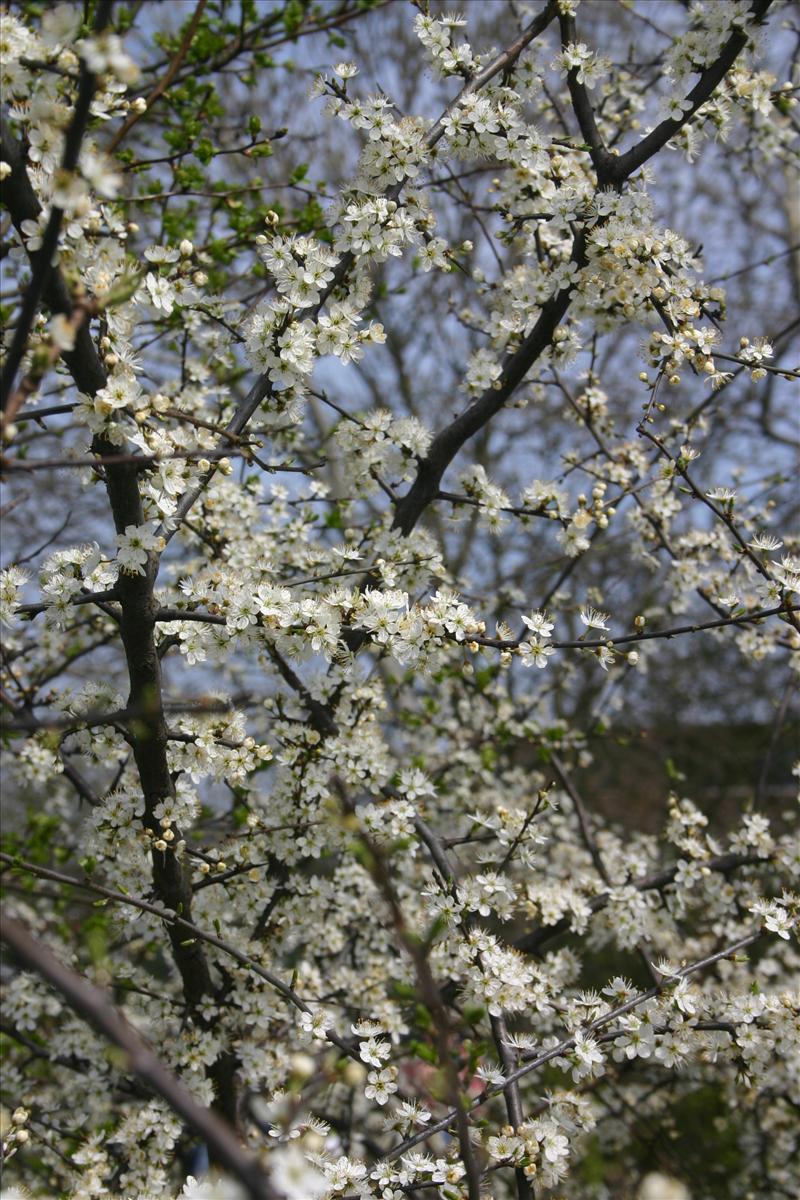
[384,929,763,1161]
[607,0,773,183]
[413,816,532,1200]
[0,853,360,1066]
[389,0,774,539]
[0,911,280,1200]
[1,118,218,1083]
[0,0,112,415]
[161,2,560,545]
[105,0,208,155]
[558,11,612,181]
[392,236,583,535]
[515,850,768,955]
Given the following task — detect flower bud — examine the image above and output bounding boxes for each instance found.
[291,1053,316,1083]
[342,1061,367,1087]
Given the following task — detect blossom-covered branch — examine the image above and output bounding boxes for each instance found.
[1,2,796,1197]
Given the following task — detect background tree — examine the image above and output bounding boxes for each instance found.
[1,2,798,1199]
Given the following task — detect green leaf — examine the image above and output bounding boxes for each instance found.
[283,0,304,35]
[195,139,215,165]
[409,1039,437,1063]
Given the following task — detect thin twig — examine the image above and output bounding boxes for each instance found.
[105,0,209,155]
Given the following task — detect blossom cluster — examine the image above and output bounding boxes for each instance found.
[1,3,798,1200]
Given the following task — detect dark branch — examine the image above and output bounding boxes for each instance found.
[607,0,774,183]
[0,912,280,1200]
[393,234,584,535]
[0,1,112,412]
